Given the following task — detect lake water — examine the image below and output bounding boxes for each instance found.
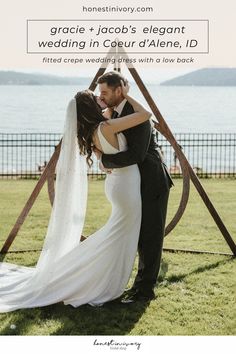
[0,84,235,133]
[0,85,235,174]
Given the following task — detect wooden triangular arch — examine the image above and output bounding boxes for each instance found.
[1,46,235,257]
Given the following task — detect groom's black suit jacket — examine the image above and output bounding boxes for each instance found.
[101,101,174,197]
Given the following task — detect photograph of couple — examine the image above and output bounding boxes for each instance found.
[0,70,173,312]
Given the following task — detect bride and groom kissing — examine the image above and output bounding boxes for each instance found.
[0,71,173,312]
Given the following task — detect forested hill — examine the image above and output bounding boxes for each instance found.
[0,71,91,85]
[161,68,236,86]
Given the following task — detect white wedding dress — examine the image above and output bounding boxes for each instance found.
[0,99,141,312]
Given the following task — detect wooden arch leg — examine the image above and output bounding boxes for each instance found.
[127,64,236,256]
[0,142,61,254]
[0,57,112,255]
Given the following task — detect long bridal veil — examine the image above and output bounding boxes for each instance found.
[0,98,88,312]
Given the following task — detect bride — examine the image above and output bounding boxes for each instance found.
[0,81,151,312]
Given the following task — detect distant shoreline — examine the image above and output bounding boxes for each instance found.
[1,68,236,86]
[0,70,91,86]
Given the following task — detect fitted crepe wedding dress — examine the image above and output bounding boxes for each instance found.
[0,98,141,312]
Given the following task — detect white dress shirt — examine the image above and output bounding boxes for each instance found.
[114,98,127,117]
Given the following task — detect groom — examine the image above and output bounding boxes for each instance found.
[95,71,174,303]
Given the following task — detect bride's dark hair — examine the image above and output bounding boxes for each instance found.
[74,90,106,167]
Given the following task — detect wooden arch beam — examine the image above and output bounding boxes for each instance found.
[1,47,235,257]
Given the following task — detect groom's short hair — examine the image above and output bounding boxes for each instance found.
[96,71,128,89]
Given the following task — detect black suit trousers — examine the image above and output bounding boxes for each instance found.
[133,185,170,292]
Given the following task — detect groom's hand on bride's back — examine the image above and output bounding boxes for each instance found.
[100,162,113,174]
[93,147,113,174]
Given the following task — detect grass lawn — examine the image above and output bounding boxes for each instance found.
[0,178,235,335]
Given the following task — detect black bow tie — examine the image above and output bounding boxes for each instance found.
[111,110,119,119]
